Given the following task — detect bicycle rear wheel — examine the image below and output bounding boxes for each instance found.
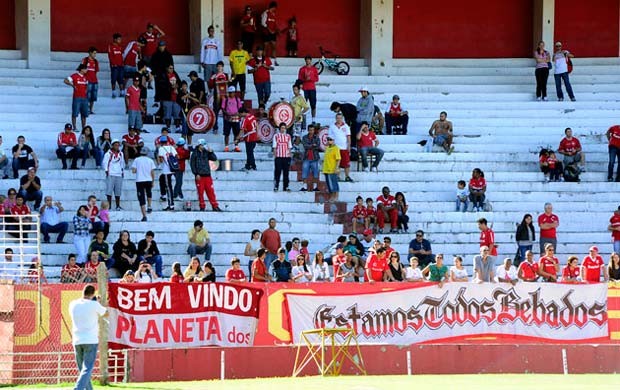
[336,61,350,75]
[313,61,324,75]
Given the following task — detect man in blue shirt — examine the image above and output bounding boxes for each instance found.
[269,247,292,282]
[39,196,69,243]
[408,230,434,268]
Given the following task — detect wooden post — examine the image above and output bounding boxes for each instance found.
[97,263,109,385]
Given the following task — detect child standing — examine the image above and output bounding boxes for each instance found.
[284,18,298,57]
[300,239,310,263]
[322,137,341,202]
[352,196,368,234]
[99,200,111,240]
[456,180,469,212]
[174,138,190,200]
[82,47,100,115]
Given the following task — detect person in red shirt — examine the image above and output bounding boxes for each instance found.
[365,247,393,282]
[173,138,190,200]
[122,127,144,164]
[468,168,486,212]
[63,64,89,130]
[383,237,395,259]
[517,250,540,282]
[81,47,100,114]
[226,257,247,283]
[332,244,346,282]
[123,37,146,82]
[140,23,166,64]
[260,2,279,65]
[376,186,398,234]
[538,243,560,282]
[562,255,581,283]
[606,125,620,182]
[208,61,229,133]
[477,217,498,257]
[247,47,273,105]
[237,107,258,170]
[261,218,281,270]
[8,194,32,241]
[108,33,124,98]
[251,248,273,282]
[283,17,298,57]
[365,198,377,229]
[356,122,384,172]
[581,246,608,283]
[557,127,585,171]
[125,77,144,131]
[240,5,257,53]
[56,123,79,170]
[384,95,410,135]
[608,206,620,253]
[537,202,559,254]
[298,56,319,122]
[352,196,368,234]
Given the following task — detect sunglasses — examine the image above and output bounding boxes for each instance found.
[416,234,422,237]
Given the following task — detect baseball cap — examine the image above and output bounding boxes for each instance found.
[177,138,186,146]
[227,86,236,93]
[159,135,168,143]
[589,246,599,252]
[64,123,73,130]
[363,229,373,236]
[158,40,166,46]
[392,94,400,100]
[111,139,121,145]
[358,86,369,92]
[198,139,207,146]
[187,70,198,78]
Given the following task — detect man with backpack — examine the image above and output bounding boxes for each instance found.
[221,86,243,152]
[157,136,178,211]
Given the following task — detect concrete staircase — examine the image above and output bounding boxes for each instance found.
[1,49,619,280]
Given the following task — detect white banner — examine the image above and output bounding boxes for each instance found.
[286,283,608,345]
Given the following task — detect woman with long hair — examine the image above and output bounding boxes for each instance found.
[244,229,261,281]
[78,125,96,167]
[468,168,486,212]
[534,40,551,101]
[388,251,405,282]
[515,213,536,267]
[311,251,330,282]
[95,128,112,168]
[111,230,138,277]
[395,192,409,233]
[170,262,184,283]
[183,256,204,282]
[608,252,620,282]
[292,254,312,283]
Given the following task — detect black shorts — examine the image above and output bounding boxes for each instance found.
[303,89,317,110]
[136,181,152,206]
[223,120,241,138]
[263,33,277,42]
[286,41,298,52]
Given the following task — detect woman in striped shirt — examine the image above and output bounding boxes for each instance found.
[272,123,292,192]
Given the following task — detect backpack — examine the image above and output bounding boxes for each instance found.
[167,153,180,172]
[564,164,580,182]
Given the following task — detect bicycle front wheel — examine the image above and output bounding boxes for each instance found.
[313,61,324,75]
[336,61,350,75]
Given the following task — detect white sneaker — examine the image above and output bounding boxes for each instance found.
[362,167,369,172]
[536,97,542,101]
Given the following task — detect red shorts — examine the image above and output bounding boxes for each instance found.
[339,150,350,168]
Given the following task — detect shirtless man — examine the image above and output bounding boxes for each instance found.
[428,111,454,154]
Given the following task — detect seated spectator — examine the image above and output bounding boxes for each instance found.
[56,123,80,170]
[468,168,486,212]
[450,256,469,282]
[170,262,184,283]
[83,250,101,282]
[581,246,607,283]
[292,254,312,283]
[73,205,92,264]
[371,105,385,135]
[251,249,273,282]
[395,192,409,233]
[365,247,392,283]
[187,220,212,261]
[405,257,424,282]
[88,230,111,269]
[408,230,434,268]
[337,253,357,283]
[496,257,518,284]
[384,94,409,135]
[383,237,395,258]
[8,194,32,241]
[94,128,112,169]
[351,196,368,234]
[39,196,68,243]
[609,252,620,282]
[456,180,469,212]
[122,127,144,164]
[19,167,43,210]
[137,231,163,277]
[11,135,38,179]
[299,239,310,263]
[0,248,20,282]
[472,246,495,283]
[311,251,330,282]
[110,230,138,277]
[86,195,105,236]
[202,261,216,282]
[557,127,585,172]
[332,244,346,281]
[376,186,398,234]
[422,253,449,287]
[184,257,205,282]
[226,257,247,283]
[562,255,581,283]
[427,111,454,154]
[135,260,157,283]
[388,251,405,282]
[0,135,12,179]
[119,270,135,283]
[60,254,84,283]
[365,197,377,230]
[356,122,384,172]
[360,229,374,255]
[517,250,540,282]
[78,125,96,168]
[270,248,293,282]
[3,188,17,209]
[26,257,47,284]
[538,243,560,282]
[344,234,364,260]
[287,237,301,262]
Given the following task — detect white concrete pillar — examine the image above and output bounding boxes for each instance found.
[360,0,393,75]
[189,0,225,60]
[15,0,51,68]
[534,0,555,48]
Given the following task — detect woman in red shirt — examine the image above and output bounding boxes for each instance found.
[562,255,581,283]
[170,262,184,283]
[468,168,486,212]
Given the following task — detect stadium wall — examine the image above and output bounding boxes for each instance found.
[0,0,16,50]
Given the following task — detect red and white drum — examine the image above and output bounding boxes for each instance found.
[268,102,294,129]
[318,127,329,151]
[187,105,216,133]
[258,119,275,143]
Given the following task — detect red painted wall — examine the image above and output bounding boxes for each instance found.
[555,0,619,57]
[393,0,534,58]
[50,0,190,54]
[223,0,360,58]
[0,0,16,49]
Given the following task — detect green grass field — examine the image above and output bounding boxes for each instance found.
[8,375,620,390]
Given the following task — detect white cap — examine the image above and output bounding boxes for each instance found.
[358,86,369,92]
[227,86,236,93]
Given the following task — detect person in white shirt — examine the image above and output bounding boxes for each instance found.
[0,135,12,179]
[328,113,352,182]
[405,256,424,282]
[495,257,518,284]
[101,140,125,211]
[311,251,330,282]
[292,255,312,283]
[135,261,157,283]
[68,285,107,390]
[131,148,156,222]
[552,41,575,102]
[450,256,469,282]
[200,25,223,88]
[157,137,178,211]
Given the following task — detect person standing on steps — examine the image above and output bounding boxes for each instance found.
[300,124,321,191]
[533,40,550,101]
[131,147,156,222]
[63,64,89,130]
[200,25,223,87]
[102,140,125,211]
[272,123,292,192]
[606,124,620,182]
[229,40,251,100]
[140,23,166,65]
[260,1,279,66]
[355,86,374,148]
[552,41,575,102]
[108,33,125,98]
[247,46,273,105]
[538,202,559,254]
[328,113,352,182]
[298,55,319,123]
[81,47,100,115]
[240,5,256,53]
[157,136,178,211]
[237,107,258,171]
[190,139,221,212]
[221,86,243,152]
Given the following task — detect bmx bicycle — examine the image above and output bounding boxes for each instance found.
[313,46,350,75]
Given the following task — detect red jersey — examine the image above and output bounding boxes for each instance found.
[251,258,267,282]
[107,43,123,67]
[11,204,30,215]
[154,135,176,148]
[242,114,259,142]
[539,154,548,165]
[298,65,319,91]
[140,31,161,57]
[479,228,497,256]
[247,57,272,84]
[58,132,77,147]
[168,72,179,101]
[538,256,559,277]
[558,137,581,154]
[582,255,604,282]
[518,261,539,280]
[241,14,256,33]
[608,125,620,148]
[81,57,99,83]
[262,9,277,33]
[387,103,403,117]
[610,213,620,240]
[87,205,99,223]
[366,254,388,282]
[69,72,88,98]
[126,85,142,111]
[226,268,246,282]
[538,213,559,239]
[469,177,486,191]
[122,134,142,146]
[84,260,99,278]
[376,194,395,208]
[332,254,346,282]
[358,131,376,148]
[176,146,190,172]
[62,263,82,278]
[123,42,140,67]
[384,247,395,259]
[546,156,557,169]
[352,204,367,219]
[562,265,580,280]
[170,274,184,283]
[366,205,376,216]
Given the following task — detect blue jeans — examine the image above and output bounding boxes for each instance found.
[302,160,319,180]
[173,171,184,198]
[72,97,89,118]
[359,147,384,169]
[139,255,163,277]
[608,145,620,181]
[74,343,98,390]
[12,158,35,178]
[614,240,620,254]
[456,198,468,212]
[127,110,143,130]
[264,253,278,271]
[18,189,42,209]
[87,83,98,103]
[110,66,124,88]
[80,144,94,166]
[40,222,68,243]
[254,82,271,104]
[324,173,339,193]
[517,245,532,266]
[187,243,212,261]
[94,148,104,168]
[554,72,574,100]
[0,157,11,177]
